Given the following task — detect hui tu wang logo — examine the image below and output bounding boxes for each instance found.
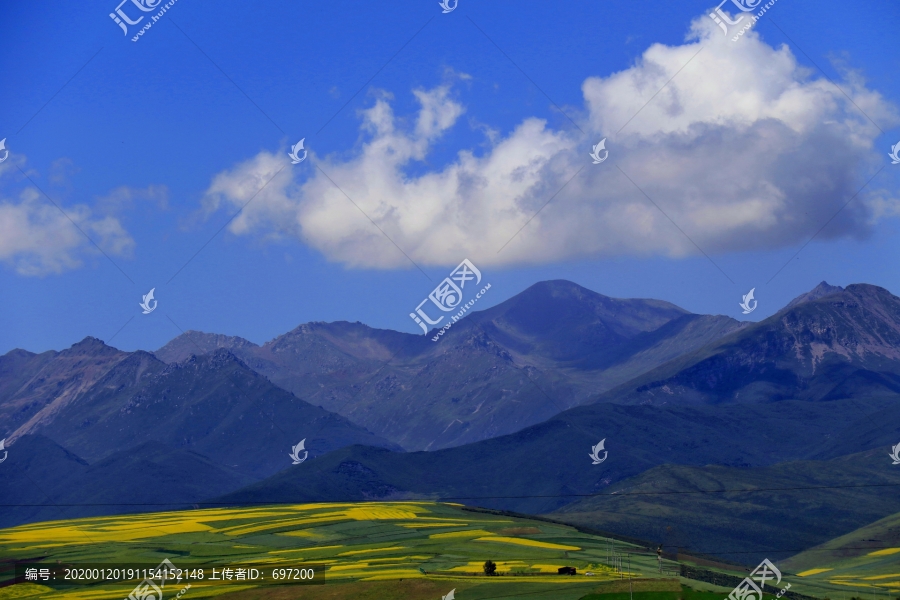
[126,558,177,600]
[409,259,491,341]
[589,439,608,465]
[0,138,8,164]
[0,439,7,464]
[728,559,790,600]
[739,288,757,314]
[890,442,900,465]
[889,141,900,165]
[438,0,458,13]
[589,139,608,164]
[709,0,759,34]
[289,139,307,164]
[709,0,780,41]
[139,288,157,314]
[109,0,180,42]
[290,439,308,465]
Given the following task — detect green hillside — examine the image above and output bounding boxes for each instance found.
[780,510,900,598]
[549,449,900,565]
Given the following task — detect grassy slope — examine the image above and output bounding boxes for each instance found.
[548,449,900,566]
[780,510,900,598]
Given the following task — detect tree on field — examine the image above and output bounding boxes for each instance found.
[483,560,497,576]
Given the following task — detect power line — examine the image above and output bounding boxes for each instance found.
[3,478,899,508]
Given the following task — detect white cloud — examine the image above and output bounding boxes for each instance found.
[0,160,137,276]
[201,15,899,269]
[97,184,169,212]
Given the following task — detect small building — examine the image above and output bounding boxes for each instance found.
[558,566,577,575]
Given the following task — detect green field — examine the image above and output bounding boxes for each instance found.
[0,502,894,600]
[0,501,683,599]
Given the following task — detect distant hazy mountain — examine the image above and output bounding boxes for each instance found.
[26,347,396,478]
[155,280,742,450]
[600,283,900,406]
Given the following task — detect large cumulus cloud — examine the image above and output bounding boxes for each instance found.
[201,14,898,269]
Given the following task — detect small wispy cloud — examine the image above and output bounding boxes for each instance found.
[0,158,159,276]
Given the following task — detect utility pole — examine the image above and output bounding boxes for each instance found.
[628,553,633,600]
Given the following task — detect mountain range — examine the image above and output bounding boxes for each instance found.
[155,280,743,450]
[2,279,899,564]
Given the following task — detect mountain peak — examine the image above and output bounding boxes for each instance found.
[61,337,122,357]
[280,320,378,338]
[154,331,258,364]
[71,336,109,348]
[784,281,844,310]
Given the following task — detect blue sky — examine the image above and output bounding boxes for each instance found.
[1,0,899,355]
